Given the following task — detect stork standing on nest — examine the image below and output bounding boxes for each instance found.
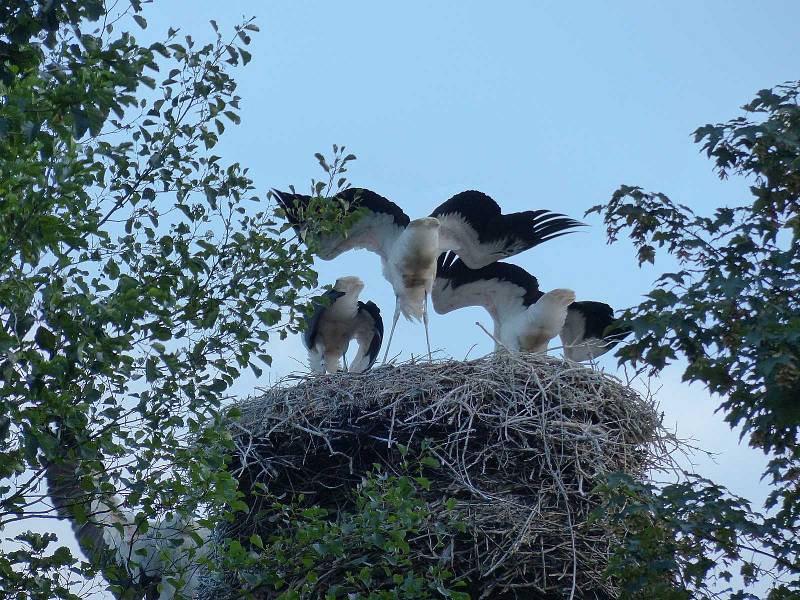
[273,188,583,361]
[432,252,629,359]
[303,276,384,374]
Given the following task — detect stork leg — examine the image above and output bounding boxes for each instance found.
[382,301,401,364]
[423,291,432,361]
[308,348,324,374]
[324,354,341,373]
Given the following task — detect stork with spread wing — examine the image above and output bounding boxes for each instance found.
[432,252,629,360]
[273,188,583,361]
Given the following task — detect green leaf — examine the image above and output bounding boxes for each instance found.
[34,326,58,354]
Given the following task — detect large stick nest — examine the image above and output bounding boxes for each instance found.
[206,353,672,599]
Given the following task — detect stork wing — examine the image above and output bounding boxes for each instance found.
[432,252,541,319]
[272,188,410,261]
[431,190,584,268]
[302,289,345,350]
[350,300,384,373]
[560,300,631,361]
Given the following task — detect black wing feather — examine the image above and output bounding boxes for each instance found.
[272,188,410,230]
[357,300,384,371]
[431,190,502,225]
[272,189,307,229]
[569,301,631,342]
[431,190,584,261]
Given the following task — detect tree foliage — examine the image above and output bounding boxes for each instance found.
[590,82,800,598]
[216,457,469,600]
[5,2,798,598]
[0,1,344,597]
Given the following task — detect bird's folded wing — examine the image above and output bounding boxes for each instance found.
[431,190,584,268]
[560,300,631,361]
[302,290,345,350]
[272,188,409,261]
[351,300,384,372]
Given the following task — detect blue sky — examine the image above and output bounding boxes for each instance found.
[10,1,800,595]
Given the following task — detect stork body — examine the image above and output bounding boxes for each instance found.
[47,450,209,599]
[380,217,441,359]
[433,252,629,359]
[304,276,383,374]
[493,288,577,352]
[559,301,627,361]
[273,188,582,361]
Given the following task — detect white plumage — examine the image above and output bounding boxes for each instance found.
[273,188,582,360]
[46,450,209,599]
[432,252,629,359]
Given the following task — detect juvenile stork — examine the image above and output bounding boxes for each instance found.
[432,252,629,360]
[273,188,583,361]
[303,276,383,374]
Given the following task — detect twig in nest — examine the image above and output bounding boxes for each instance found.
[475,321,506,350]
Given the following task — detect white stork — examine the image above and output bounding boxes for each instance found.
[432,252,629,360]
[273,188,583,361]
[46,446,209,599]
[303,276,384,374]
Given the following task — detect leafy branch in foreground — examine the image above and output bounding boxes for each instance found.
[596,474,796,599]
[589,81,800,598]
[0,2,352,597]
[215,456,469,600]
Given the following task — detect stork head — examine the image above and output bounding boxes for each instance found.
[408,216,440,229]
[333,276,365,297]
[539,288,577,307]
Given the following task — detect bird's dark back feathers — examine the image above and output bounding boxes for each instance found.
[436,252,542,307]
[569,301,631,341]
[358,300,384,370]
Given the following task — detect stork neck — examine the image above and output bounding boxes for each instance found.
[328,292,359,318]
[400,224,439,249]
[393,226,440,274]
